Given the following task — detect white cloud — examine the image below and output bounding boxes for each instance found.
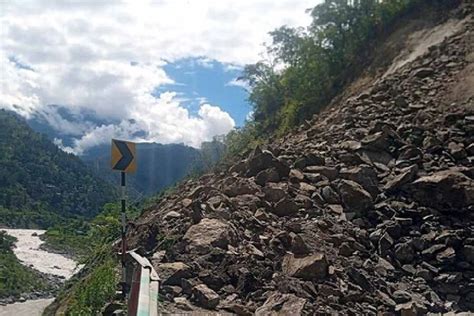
[69,95,235,155]
[0,0,318,153]
[226,78,250,90]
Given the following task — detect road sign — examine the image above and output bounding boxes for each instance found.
[111,139,137,173]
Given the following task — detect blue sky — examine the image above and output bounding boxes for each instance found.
[158,58,251,126]
[0,0,316,153]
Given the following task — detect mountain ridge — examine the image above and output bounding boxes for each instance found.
[0,110,116,228]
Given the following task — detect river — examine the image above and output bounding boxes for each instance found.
[0,229,81,316]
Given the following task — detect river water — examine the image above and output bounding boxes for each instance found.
[0,229,81,316]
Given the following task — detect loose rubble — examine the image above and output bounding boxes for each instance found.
[127,3,474,315]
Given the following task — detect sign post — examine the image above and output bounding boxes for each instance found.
[111,139,137,300]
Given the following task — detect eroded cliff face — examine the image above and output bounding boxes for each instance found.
[126,3,474,315]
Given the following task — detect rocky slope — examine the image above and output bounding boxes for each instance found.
[126,3,473,315]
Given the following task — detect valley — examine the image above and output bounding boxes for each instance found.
[0,0,473,315]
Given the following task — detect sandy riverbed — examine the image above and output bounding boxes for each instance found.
[0,229,81,316]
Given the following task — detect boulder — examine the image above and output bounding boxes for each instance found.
[411,170,474,210]
[337,180,373,214]
[394,243,415,263]
[289,169,305,182]
[223,178,260,197]
[255,292,307,316]
[246,147,276,176]
[412,67,434,78]
[246,147,290,178]
[290,233,310,256]
[282,253,328,280]
[304,166,339,181]
[294,153,325,169]
[321,186,340,204]
[362,132,391,151]
[448,142,467,160]
[155,262,192,286]
[255,168,280,186]
[384,164,418,192]
[192,284,220,309]
[264,184,287,203]
[378,232,394,256]
[272,197,299,217]
[340,164,380,197]
[298,182,316,194]
[184,218,234,253]
[173,297,194,311]
[348,267,373,292]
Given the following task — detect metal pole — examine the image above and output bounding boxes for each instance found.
[121,171,127,299]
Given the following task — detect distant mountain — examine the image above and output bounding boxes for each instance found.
[21,107,226,198]
[82,141,225,197]
[0,110,116,228]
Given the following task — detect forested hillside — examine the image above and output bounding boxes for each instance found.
[0,110,116,228]
[227,0,460,156]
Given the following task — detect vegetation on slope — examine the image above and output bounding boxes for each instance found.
[43,211,124,315]
[0,231,49,298]
[226,0,455,157]
[42,202,139,259]
[43,187,179,314]
[0,110,116,228]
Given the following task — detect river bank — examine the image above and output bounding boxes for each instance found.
[0,229,81,315]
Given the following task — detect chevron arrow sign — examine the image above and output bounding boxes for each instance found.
[111,139,137,173]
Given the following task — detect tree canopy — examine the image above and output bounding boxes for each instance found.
[0,110,116,228]
[229,0,441,156]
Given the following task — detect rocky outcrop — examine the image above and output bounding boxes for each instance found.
[126,4,474,315]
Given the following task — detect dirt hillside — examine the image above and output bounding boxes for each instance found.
[126,2,474,315]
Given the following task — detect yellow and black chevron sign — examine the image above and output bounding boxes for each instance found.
[111,139,137,173]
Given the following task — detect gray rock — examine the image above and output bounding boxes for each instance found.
[305,166,339,181]
[184,218,235,253]
[321,186,340,204]
[412,67,434,78]
[192,284,220,309]
[411,170,474,211]
[337,180,373,214]
[154,262,192,286]
[282,253,329,280]
[394,242,415,263]
[255,292,307,316]
[384,164,418,192]
[272,197,299,217]
[255,168,280,186]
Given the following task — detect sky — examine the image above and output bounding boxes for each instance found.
[0,0,317,154]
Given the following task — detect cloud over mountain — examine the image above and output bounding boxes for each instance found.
[0,0,315,154]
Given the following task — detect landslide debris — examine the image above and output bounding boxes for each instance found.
[126,4,474,315]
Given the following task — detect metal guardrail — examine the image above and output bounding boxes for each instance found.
[124,250,160,316]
